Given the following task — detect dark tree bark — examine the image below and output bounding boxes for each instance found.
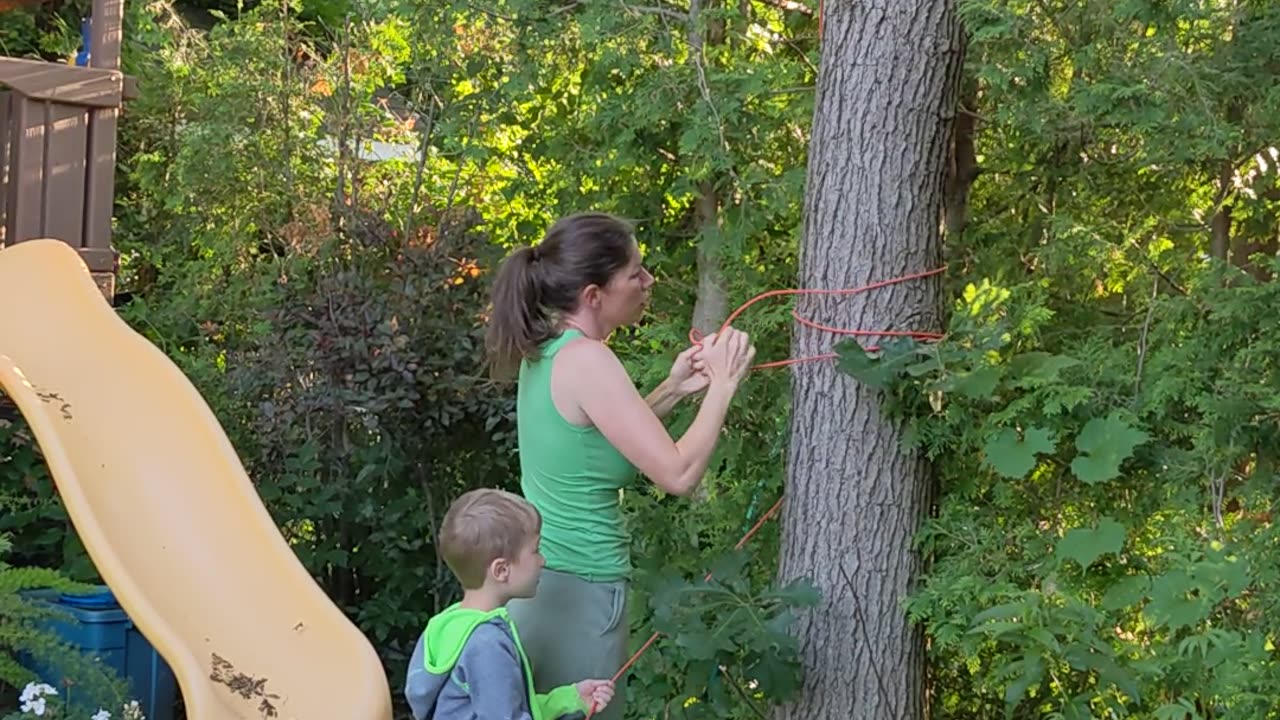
[774,1,963,719]
[945,47,979,240]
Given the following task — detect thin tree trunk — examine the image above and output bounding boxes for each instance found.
[689,0,729,336]
[692,180,728,334]
[1211,159,1233,262]
[773,1,962,719]
[1230,226,1278,282]
[944,42,978,239]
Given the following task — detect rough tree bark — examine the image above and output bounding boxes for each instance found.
[774,2,963,719]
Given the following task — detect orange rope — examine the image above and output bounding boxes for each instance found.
[688,265,947,368]
[583,265,946,717]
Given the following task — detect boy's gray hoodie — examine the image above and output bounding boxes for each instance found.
[404,604,588,720]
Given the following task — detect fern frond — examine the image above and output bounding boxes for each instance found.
[0,566,94,595]
[0,650,36,688]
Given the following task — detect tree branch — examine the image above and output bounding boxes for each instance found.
[465,2,515,21]
[718,667,767,720]
[1132,274,1158,406]
[618,0,688,21]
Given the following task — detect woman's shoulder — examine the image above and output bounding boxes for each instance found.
[556,334,622,372]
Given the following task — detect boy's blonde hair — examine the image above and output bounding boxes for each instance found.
[439,488,541,589]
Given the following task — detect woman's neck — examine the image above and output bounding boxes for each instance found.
[559,313,609,341]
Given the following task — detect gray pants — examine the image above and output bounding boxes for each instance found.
[508,568,630,720]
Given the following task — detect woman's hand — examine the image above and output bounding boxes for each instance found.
[666,343,710,397]
[701,327,756,390]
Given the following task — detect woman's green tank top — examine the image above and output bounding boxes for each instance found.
[517,328,636,582]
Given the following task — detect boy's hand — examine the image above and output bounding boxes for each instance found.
[575,679,615,712]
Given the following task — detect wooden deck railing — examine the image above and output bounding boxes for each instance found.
[0,0,133,301]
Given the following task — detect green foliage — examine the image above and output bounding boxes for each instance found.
[0,535,130,713]
[224,213,515,641]
[632,550,818,719]
[0,0,84,62]
[843,264,1280,718]
[0,420,96,582]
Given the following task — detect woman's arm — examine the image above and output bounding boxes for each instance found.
[556,340,739,498]
[645,377,686,419]
[645,344,705,420]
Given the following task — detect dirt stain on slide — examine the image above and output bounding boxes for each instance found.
[34,389,73,420]
[210,653,281,718]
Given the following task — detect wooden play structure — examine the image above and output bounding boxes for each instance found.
[0,0,136,301]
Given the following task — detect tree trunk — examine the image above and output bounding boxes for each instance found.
[944,50,978,240]
[689,0,730,336]
[1211,159,1233,262]
[774,1,962,719]
[692,180,728,335]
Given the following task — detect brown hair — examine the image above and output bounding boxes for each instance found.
[438,488,541,589]
[484,212,637,379]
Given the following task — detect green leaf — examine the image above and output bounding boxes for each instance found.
[1192,556,1252,600]
[1101,574,1151,611]
[984,426,1055,478]
[1156,700,1199,720]
[1146,570,1210,631]
[1026,626,1061,653]
[1070,413,1149,484]
[1004,654,1044,707]
[1098,660,1142,702]
[771,578,821,608]
[968,620,1025,638]
[706,550,749,587]
[1007,352,1079,387]
[834,337,924,388]
[745,653,803,700]
[1059,695,1094,720]
[971,601,1026,625]
[951,365,1003,399]
[675,620,734,661]
[1055,517,1126,569]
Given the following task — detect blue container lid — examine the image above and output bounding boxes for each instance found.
[58,587,118,610]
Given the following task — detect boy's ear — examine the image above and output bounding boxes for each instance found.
[489,557,510,583]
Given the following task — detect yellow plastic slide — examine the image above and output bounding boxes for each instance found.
[0,240,394,720]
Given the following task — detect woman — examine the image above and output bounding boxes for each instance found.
[484,212,756,720]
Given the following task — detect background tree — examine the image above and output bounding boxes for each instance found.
[774,0,963,718]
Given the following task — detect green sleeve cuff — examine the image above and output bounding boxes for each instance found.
[535,684,587,719]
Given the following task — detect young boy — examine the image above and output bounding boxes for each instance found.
[405,488,615,720]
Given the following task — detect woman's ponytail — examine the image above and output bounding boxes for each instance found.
[485,246,552,379]
[484,212,638,379]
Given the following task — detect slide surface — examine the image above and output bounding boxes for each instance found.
[0,240,393,720]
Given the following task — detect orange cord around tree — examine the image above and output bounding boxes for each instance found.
[583,265,947,718]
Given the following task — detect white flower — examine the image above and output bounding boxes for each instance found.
[121,700,145,720]
[19,683,58,703]
[93,710,113,720]
[20,696,47,716]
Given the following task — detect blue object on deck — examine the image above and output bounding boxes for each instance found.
[19,586,178,720]
[75,17,91,67]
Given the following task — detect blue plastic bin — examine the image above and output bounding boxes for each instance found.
[19,586,178,720]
